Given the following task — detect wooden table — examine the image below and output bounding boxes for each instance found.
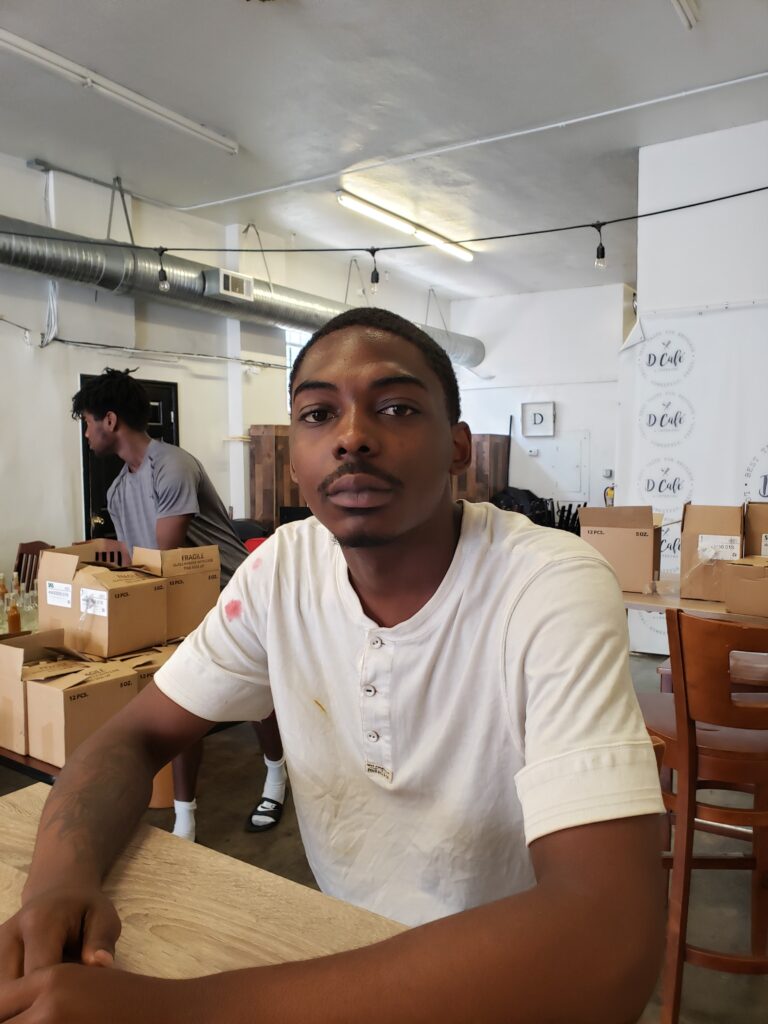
[0,785,405,977]
[623,587,768,625]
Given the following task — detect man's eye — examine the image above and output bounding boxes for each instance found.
[299,408,332,423]
[381,404,416,417]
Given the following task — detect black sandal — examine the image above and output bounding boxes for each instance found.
[245,797,284,832]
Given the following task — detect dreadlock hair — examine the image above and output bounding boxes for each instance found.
[289,307,461,424]
[71,368,151,432]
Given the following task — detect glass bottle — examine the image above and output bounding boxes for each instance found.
[0,573,7,599]
[11,571,20,594]
[7,596,21,634]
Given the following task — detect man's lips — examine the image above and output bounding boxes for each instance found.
[325,473,395,509]
[326,474,392,496]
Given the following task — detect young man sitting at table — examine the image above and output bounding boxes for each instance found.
[0,308,665,1024]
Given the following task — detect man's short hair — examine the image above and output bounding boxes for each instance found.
[71,368,151,432]
[289,307,461,424]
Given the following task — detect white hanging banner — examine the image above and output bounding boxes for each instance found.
[616,304,768,654]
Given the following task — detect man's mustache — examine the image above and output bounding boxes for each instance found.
[318,461,403,496]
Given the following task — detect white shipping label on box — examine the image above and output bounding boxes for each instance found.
[762,533,768,557]
[80,589,108,617]
[697,534,741,561]
[45,581,72,608]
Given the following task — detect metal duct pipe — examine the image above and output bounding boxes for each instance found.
[0,216,485,367]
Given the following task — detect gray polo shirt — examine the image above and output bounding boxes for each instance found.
[107,439,247,587]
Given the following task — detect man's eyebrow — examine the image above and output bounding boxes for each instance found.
[370,374,428,392]
[292,374,428,400]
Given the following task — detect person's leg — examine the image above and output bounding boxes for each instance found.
[247,712,287,832]
[171,740,204,841]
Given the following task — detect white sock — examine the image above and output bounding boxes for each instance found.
[172,798,196,842]
[250,756,287,828]
[262,755,287,804]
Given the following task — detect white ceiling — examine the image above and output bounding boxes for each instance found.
[0,0,767,300]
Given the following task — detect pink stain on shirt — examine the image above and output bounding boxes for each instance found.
[251,558,263,570]
[224,599,242,621]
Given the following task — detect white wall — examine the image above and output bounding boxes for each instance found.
[0,152,427,576]
[623,116,768,655]
[637,119,768,313]
[451,284,628,503]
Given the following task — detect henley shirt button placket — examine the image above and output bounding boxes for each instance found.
[363,685,377,697]
[366,731,380,743]
[370,636,383,648]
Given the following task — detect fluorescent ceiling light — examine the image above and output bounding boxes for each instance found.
[0,28,239,155]
[668,0,699,30]
[336,190,474,262]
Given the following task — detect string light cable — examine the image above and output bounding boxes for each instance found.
[0,183,766,265]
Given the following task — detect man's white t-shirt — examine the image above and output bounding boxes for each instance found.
[155,501,663,926]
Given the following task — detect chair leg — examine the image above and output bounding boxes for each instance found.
[660,779,696,1024]
[752,786,768,956]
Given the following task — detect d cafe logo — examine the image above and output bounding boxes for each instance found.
[639,330,694,386]
[744,443,768,500]
[638,393,695,447]
[638,457,693,509]
[660,523,682,571]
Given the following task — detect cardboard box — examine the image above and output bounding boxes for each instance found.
[110,644,181,692]
[723,557,768,617]
[38,549,167,657]
[579,506,663,593]
[680,504,744,601]
[744,502,768,558]
[132,547,220,639]
[25,659,138,768]
[0,630,65,754]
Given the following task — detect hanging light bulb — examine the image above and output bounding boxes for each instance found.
[593,223,607,270]
[157,248,171,292]
[369,249,380,295]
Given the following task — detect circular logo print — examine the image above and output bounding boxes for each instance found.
[744,442,768,501]
[638,330,695,386]
[638,610,667,636]
[638,392,696,448]
[637,457,693,511]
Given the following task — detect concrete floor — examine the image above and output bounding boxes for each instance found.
[1,653,766,1022]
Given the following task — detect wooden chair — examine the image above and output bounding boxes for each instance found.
[13,541,53,591]
[639,610,768,1024]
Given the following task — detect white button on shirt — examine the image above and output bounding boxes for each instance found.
[156,501,663,927]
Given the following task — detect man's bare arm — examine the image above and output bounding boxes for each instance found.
[0,813,664,1023]
[195,813,665,1024]
[0,685,212,978]
[155,514,193,550]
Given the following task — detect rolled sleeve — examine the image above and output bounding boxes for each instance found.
[506,555,664,845]
[154,545,275,723]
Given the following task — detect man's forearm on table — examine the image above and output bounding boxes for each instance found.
[191,873,662,1024]
[23,734,156,900]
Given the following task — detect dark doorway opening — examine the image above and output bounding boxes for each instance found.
[79,376,180,540]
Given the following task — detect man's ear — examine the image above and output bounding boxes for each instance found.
[104,411,119,433]
[449,422,473,477]
[289,456,298,485]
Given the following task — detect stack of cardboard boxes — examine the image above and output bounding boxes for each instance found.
[580,502,768,616]
[0,542,220,785]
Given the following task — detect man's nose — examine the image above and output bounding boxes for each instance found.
[332,409,379,459]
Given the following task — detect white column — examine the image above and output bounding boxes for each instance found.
[224,223,247,518]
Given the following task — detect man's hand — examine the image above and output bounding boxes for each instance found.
[0,963,194,1024]
[0,887,120,981]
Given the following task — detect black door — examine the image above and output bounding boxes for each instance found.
[80,376,179,540]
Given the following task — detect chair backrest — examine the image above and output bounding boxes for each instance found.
[13,541,53,591]
[69,539,131,568]
[666,609,768,732]
[231,518,271,543]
